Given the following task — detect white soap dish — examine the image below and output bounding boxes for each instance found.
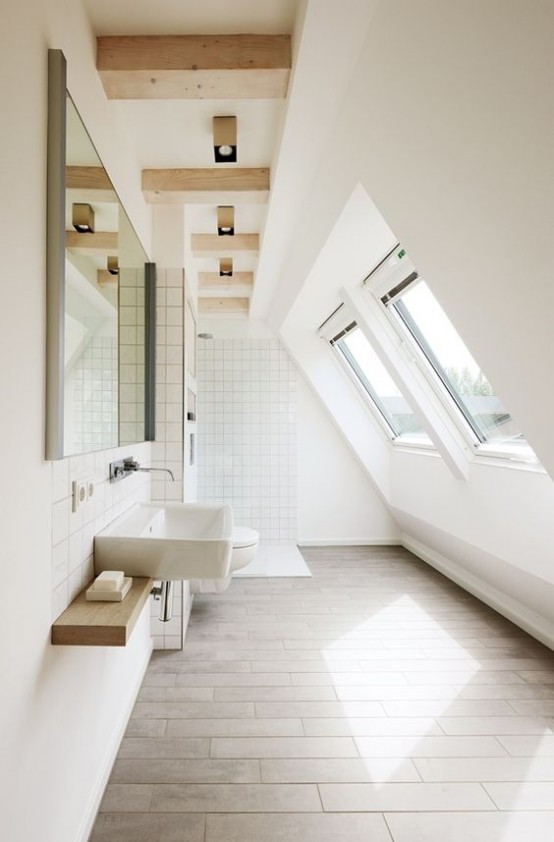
[86,577,133,602]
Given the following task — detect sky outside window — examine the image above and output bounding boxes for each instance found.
[392,280,528,446]
[337,326,427,439]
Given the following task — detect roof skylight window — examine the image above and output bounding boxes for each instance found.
[330,321,428,442]
[383,276,530,450]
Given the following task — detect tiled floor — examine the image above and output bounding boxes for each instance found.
[90,546,554,841]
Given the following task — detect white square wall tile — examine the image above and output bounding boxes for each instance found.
[166,423,183,442]
[52,539,69,587]
[52,459,70,503]
[196,337,297,546]
[68,531,83,574]
[68,567,83,602]
[166,269,184,287]
[165,441,183,462]
[52,580,69,621]
[167,345,183,365]
[52,498,70,546]
[166,287,183,306]
[167,307,183,327]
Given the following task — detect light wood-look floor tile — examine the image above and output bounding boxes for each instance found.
[385,811,554,842]
[89,546,554,841]
[319,781,496,811]
[205,812,392,842]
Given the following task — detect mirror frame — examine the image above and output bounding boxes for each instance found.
[46,49,155,460]
[144,262,156,442]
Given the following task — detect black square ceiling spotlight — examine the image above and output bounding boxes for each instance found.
[213,116,237,163]
[219,258,233,277]
[217,205,235,236]
[107,256,119,276]
[72,202,95,233]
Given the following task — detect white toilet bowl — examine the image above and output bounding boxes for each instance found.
[231,527,260,572]
[189,526,260,593]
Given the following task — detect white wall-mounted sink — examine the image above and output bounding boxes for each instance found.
[94,502,234,580]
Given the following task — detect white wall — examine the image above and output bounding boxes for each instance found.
[390,451,554,643]
[274,0,554,475]
[275,1,554,641]
[297,379,399,544]
[0,3,153,840]
[351,0,554,478]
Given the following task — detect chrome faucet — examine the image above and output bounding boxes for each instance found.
[123,458,175,481]
[109,457,175,483]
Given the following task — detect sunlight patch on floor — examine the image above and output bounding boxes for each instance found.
[322,595,480,786]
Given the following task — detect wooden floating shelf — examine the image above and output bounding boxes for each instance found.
[51,577,153,646]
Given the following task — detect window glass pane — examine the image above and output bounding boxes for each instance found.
[336,326,427,439]
[391,280,527,445]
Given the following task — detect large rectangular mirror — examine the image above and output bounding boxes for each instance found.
[46,50,154,459]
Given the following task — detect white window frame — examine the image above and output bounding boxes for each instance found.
[365,247,538,466]
[320,306,397,442]
[320,304,433,449]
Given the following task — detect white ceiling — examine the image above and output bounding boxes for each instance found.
[83,0,298,37]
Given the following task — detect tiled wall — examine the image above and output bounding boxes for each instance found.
[150,267,186,649]
[51,268,188,649]
[51,441,152,621]
[50,439,183,650]
[151,268,184,504]
[66,332,118,454]
[197,337,298,543]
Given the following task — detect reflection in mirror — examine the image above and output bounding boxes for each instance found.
[118,212,147,447]
[46,49,151,459]
[64,97,119,455]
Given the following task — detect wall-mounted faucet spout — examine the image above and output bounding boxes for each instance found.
[109,457,175,483]
[138,467,175,481]
[124,458,175,481]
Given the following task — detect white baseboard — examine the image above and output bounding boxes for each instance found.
[77,633,153,842]
[402,534,554,652]
[298,539,402,547]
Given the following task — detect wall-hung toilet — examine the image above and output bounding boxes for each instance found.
[230,527,259,572]
[190,527,260,593]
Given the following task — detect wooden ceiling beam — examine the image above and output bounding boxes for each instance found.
[66,167,118,203]
[198,297,250,315]
[191,234,259,256]
[65,231,118,255]
[97,270,118,287]
[199,272,254,296]
[199,271,254,289]
[142,167,269,204]
[66,166,115,192]
[97,34,291,100]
